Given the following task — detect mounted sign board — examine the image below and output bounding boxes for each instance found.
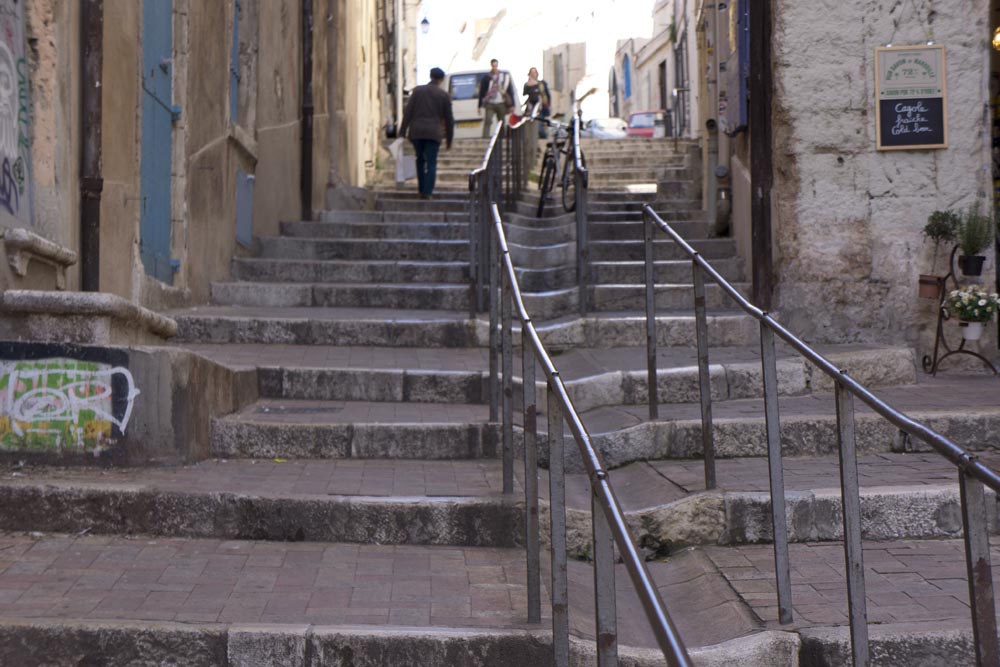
[875,44,947,150]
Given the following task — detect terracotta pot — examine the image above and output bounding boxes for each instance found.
[918,274,942,300]
[960,321,985,341]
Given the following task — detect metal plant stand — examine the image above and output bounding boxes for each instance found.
[922,245,999,376]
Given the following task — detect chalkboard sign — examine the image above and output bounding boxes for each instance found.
[875,45,947,151]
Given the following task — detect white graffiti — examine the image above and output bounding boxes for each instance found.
[1,362,140,447]
[0,40,17,159]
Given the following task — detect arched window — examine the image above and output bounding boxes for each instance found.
[623,54,632,99]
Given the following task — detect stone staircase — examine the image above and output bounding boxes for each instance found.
[1,137,999,665]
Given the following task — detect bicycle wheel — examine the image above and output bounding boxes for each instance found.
[537,153,557,218]
[562,151,586,213]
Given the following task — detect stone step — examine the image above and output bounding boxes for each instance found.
[212,400,493,459]
[320,209,471,223]
[171,308,758,348]
[231,258,468,284]
[258,237,468,262]
[210,281,471,310]
[0,460,522,547]
[590,282,751,311]
[587,210,707,223]
[571,376,1000,471]
[589,220,709,240]
[170,307,479,347]
[591,258,745,284]
[577,452,1000,554]
[376,198,469,213]
[589,238,737,262]
[181,342,915,416]
[281,220,469,240]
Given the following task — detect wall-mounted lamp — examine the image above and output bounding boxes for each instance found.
[992,26,1000,51]
[420,17,430,34]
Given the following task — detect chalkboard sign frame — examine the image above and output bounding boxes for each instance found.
[874,44,947,151]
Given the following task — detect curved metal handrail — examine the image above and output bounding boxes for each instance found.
[643,204,1000,493]
[493,202,692,666]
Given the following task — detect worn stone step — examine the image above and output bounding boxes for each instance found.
[589,220,709,241]
[258,237,468,262]
[170,307,478,347]
[591,259,745,284]
[255,366,486,403]
[281,220,469,240]
[211,282,471,310]
[567,376,1000,470]
[170,307,758,348]
[231,258,468,284]
[376,198,468,213]
[589,238,736,262]
[590,283,751,311]
[0,460,522,547]
[320,209,471,223]
[212,400,494,459]
[546,452,997,557]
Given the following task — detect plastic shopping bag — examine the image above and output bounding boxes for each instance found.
[390,138,417,183]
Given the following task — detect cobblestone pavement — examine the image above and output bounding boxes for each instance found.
[705,538,997,628]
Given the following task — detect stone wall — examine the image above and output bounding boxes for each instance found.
[770,0,996,362]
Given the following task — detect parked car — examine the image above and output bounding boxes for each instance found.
[626,110,665,137]
[581,117,627,139]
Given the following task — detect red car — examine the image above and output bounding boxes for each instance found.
[626,110,665,138]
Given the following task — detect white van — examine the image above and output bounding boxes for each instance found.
[445,70,517,139]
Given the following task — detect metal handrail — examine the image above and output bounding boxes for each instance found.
[643,203,1000,666]
[492,201,692,666]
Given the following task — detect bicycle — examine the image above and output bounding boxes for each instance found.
[536,116,586,218]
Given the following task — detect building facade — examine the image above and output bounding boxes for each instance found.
[0,0,391,311]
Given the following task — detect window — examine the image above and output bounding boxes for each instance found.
[623,54,631,99]
[553,53,564,92]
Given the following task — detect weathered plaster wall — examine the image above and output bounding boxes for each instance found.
[771,0,995,360]
[253,0,300,238]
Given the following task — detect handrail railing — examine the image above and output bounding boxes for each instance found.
[490,202,691,667]
[643,204,1000,666]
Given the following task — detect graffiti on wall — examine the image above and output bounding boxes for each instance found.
[0,0,30,225]
[0,359,140,453]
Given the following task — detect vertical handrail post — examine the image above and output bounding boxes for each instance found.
[548,383,570,667]
[502,235,514,495]
[523,331,541,622]
[692,261,716,489]
[643,209,659,420]
[575,119,589,315]
[488,195,499,423]
[960,467,1000,666]
[835,379,870,666]
[759,321,792,624]
[468,175,479,318]
[592,491,619,667]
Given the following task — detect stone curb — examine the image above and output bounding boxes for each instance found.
[798,622,974,667]
[0,617,803,667]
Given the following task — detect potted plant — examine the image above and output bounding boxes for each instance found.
[920,210,959,298]
[956,202,994,278]
[946,285,1000,341]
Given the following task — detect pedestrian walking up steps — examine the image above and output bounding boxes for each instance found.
[1,137,999,665]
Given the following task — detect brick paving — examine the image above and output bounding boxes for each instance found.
[705,538,998,629]
[0,533,532,628]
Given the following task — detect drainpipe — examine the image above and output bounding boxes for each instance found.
[394,0,403,133]
[703,5,718,236]
[80,0,104,291]
[300,0,314,219]
[713,0,731,234]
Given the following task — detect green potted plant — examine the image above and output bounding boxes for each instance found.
[946,285,1000,341]
[956,202,994,277]
[920,210,959,299]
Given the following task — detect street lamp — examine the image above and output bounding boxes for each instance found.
[420,17,430,34]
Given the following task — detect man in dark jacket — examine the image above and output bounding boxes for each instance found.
[399,67,454,200]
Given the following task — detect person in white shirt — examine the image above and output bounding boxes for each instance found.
[476,59,515,138]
